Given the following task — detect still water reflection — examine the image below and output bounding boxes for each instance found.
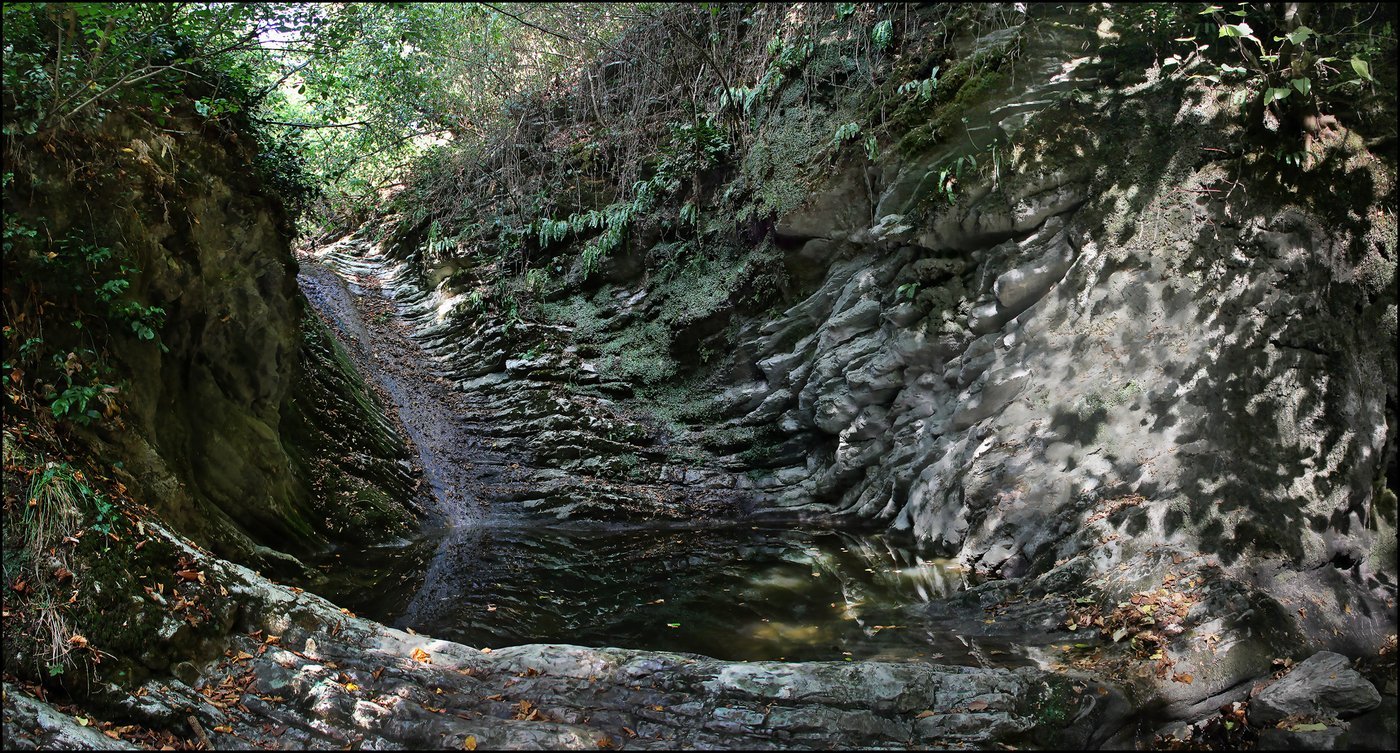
[301,526,1035,665]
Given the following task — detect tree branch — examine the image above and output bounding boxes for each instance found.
[480,3,578,44]
[252,118,370,129]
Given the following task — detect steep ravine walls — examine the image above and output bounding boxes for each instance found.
[375,6,1395,599]
[3,112,422,569]
[3,4,1395,750]
[359,3,1396,737]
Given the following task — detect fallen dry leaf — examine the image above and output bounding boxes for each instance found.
[411,647,431,663]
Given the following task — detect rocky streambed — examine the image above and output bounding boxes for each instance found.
[295,246,1065,669]
[5,234,1392,750]
[6,245,1136,750]
[1,517,1130,750]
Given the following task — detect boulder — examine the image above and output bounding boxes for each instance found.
[1249,652,1382,725]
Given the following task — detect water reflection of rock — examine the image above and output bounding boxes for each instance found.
[303,527,1064,667]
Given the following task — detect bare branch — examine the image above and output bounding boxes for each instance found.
[480,3,579,44]
[253,118,371,129]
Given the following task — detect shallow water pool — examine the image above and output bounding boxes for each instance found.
[300,525,1055,666]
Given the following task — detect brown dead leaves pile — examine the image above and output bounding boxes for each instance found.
[1062,568,1205,680]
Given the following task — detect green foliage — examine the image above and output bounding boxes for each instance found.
[932,152,979,205]
[829,121,881,162]
[1140,3,1395,129]
[832,121,862,146]
[871,19,894,51]
[47,383,105,425]
[2,3,257,130]
[740,104,833,220]
[864,134,880,161]
[1,212,163,426]
[897,68,940,103]
[525,119,730,283]
[24,233,167,346]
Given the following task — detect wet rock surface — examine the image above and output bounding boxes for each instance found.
[4,523,1131,750]
[300,242,749,527]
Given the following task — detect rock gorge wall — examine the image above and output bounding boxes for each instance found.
[4,111,421,568]
[362,1,1397,684]
[2,5,1394,748]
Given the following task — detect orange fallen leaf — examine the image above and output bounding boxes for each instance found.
[915,710,935,719]
[411,647,431,663]
[463,736,477,751]
[967,700,989,711]
[1173,673,1194,684]
[69,635,89,648]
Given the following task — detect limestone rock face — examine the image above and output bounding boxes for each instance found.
[347,1,1395,728]
[347,3,1397,601]
[0,683,140,750]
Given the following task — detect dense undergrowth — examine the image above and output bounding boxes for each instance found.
[377,3,999,415]
[373,1,1395,445]
[2,0,1396,714]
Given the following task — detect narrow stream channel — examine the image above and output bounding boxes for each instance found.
[293,242,1060,669]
